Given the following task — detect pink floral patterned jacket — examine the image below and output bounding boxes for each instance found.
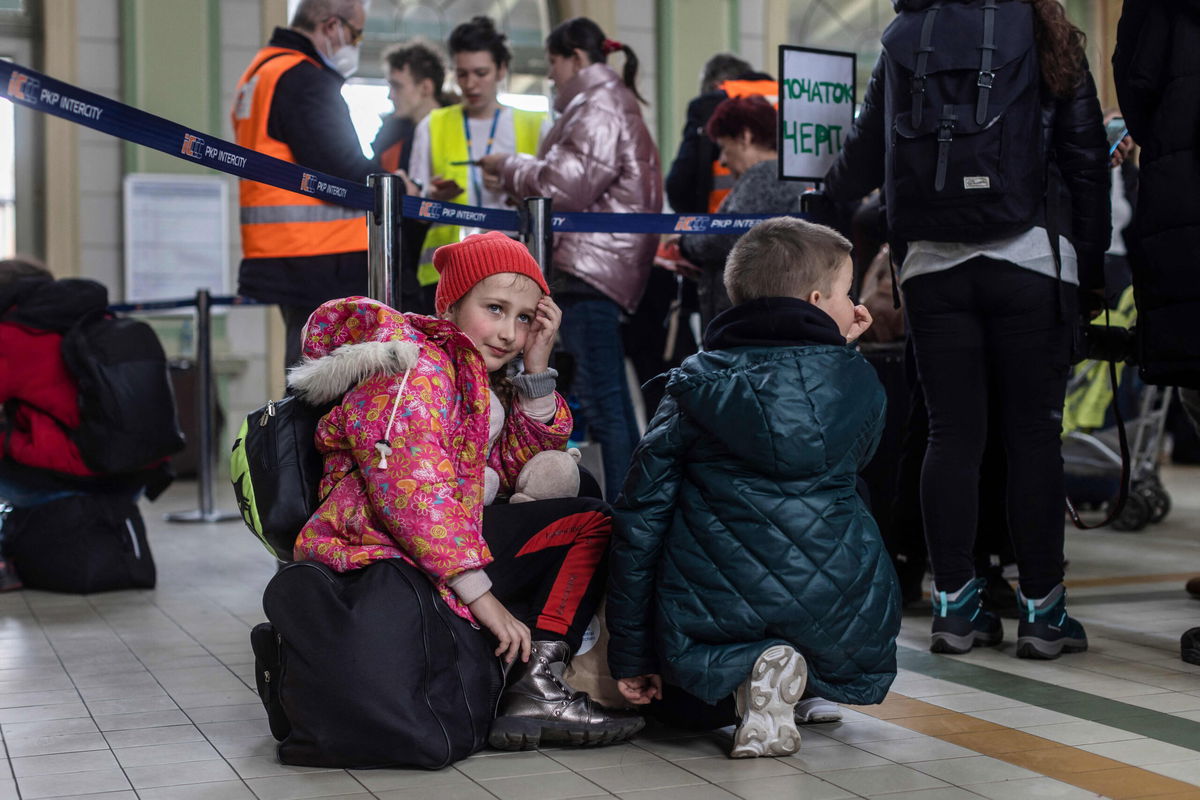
[287,297,572,621]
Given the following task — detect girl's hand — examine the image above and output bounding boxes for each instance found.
[478,153,506,176]
[468,591,531,664]
[522,296,561,375]
[618,674,663,705]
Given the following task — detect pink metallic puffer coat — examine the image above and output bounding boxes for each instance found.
[288,297,572,621]
[499,63,662,313]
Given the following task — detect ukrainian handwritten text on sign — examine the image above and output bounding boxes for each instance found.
[778,46,856,182]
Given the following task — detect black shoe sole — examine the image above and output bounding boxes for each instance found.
[488,715,645,750]
[1015,637,1088,660]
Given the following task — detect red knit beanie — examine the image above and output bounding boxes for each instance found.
[433,231,551,314]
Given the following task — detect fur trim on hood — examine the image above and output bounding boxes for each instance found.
[285,296,422,405]
[287,338,419,405]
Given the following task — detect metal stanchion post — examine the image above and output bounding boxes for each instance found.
[368,173,403,309]
[167,288,239,524]
[522,196,553,276]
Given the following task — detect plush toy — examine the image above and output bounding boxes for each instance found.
[511,448,582,503]
[483,448,582,506]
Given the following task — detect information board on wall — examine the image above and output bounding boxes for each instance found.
[123,174,230,304]
[778,45,856,183]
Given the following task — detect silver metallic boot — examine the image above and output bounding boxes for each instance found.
[488,640,645,750]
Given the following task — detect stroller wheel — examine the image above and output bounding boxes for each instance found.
[1139,484,1171,524]
[1110,492,1151,532]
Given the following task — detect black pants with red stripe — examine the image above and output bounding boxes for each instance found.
[482,496,611,654]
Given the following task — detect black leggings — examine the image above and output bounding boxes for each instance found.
[904,259,1074,598]
[482,496,611,653]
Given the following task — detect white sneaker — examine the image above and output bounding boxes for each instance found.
[795,696,841,723]
[730,645,807,758]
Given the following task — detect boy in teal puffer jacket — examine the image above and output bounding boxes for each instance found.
[608,217,902,758]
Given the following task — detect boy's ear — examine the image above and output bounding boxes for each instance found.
[807,289,822,305]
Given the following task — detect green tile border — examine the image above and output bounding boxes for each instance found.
[898,645,1200,750]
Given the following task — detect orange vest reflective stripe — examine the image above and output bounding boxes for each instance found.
[708,79,781,213]
[232,47,367,259]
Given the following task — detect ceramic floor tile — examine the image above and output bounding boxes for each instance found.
[1021,720,1145,746]
[102,724,205,749]
[671,755,798,783]
[968,780,1114,800]
[820,719,926,744]
[617,785,738,800]
[1077,737,1200,766]
[854,735,979,763]
[225,756,339,779]
[482,769,608,800]
[717,773,856,800]
[93,709,192,731]
[864,789,986,800]
[908,755,1043,784]
[545,743,666,770]
[244,772,374,800]
[579,761,708,793]
[3,732,109,758]
[10,747,119,778]
[124,758,241,789]
[788,742,892,772]
[1145,758,1200,786]
[631,735,729,761]
[345,767,475,793]
[814,763,952,796]
[136,781,257,800]
[456,751,568,780]
[373,785,497,800]
[112,740,223,768]
[15,767,132,800]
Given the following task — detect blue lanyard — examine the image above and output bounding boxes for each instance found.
[463,107,501,205]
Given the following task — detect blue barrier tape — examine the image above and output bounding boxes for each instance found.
[0,61,373,211]
[1,59,797,235]
[109,295,263,314]
[401,195,790,235]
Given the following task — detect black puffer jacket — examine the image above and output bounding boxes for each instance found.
[825,0,1109,289]
[1113,1,1200,389]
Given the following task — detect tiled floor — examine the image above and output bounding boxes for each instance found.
[2,464,1200,800]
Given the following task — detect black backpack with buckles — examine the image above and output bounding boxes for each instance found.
[881,0,1045,243]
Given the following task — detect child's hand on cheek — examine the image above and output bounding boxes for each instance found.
[522,296,561,374]
[846,303,873,344]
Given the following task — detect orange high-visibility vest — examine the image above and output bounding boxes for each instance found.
[232,47,367,259]
[707,79,780,212]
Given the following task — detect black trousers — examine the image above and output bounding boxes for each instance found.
[904,258,1074,598]
[482,496,611,653]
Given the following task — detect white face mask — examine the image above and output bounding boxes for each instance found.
[328,26,360,78]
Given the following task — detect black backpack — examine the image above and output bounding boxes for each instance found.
[882,0,1045,242]
[251,559,504,769]
[61,314,185,474]
[230,395,336,561]
[1,493,155,592]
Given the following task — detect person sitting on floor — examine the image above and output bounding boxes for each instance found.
[607,217,902,758]
[288,231,642,750]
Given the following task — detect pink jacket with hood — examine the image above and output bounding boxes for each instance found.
[499,63,662,313]
[288,297,572,621]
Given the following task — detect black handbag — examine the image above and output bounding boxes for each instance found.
[230,395,334,561]
[251,559,504,769]
[1,492,155,592]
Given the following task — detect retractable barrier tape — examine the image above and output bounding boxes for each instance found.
[1,59,798,235]
[108,295,262,314]
[0,61,373,211]
[401,195,787,235]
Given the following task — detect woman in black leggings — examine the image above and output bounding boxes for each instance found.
[825,0,1110,659]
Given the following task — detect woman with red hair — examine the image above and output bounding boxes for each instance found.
[679,95,811,329]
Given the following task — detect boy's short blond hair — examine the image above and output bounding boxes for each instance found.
[724,217,852,306]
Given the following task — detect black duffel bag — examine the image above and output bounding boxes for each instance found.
[252,559,503,769]
[1,492,155,593]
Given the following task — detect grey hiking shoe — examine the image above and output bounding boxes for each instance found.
[1015,584,1088,660]
[730,645,807,758]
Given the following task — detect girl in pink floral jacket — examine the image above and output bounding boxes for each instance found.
[288,231,641,751]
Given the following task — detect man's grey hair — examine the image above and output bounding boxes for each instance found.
[291,0,367,32]
[700,53,753,93]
